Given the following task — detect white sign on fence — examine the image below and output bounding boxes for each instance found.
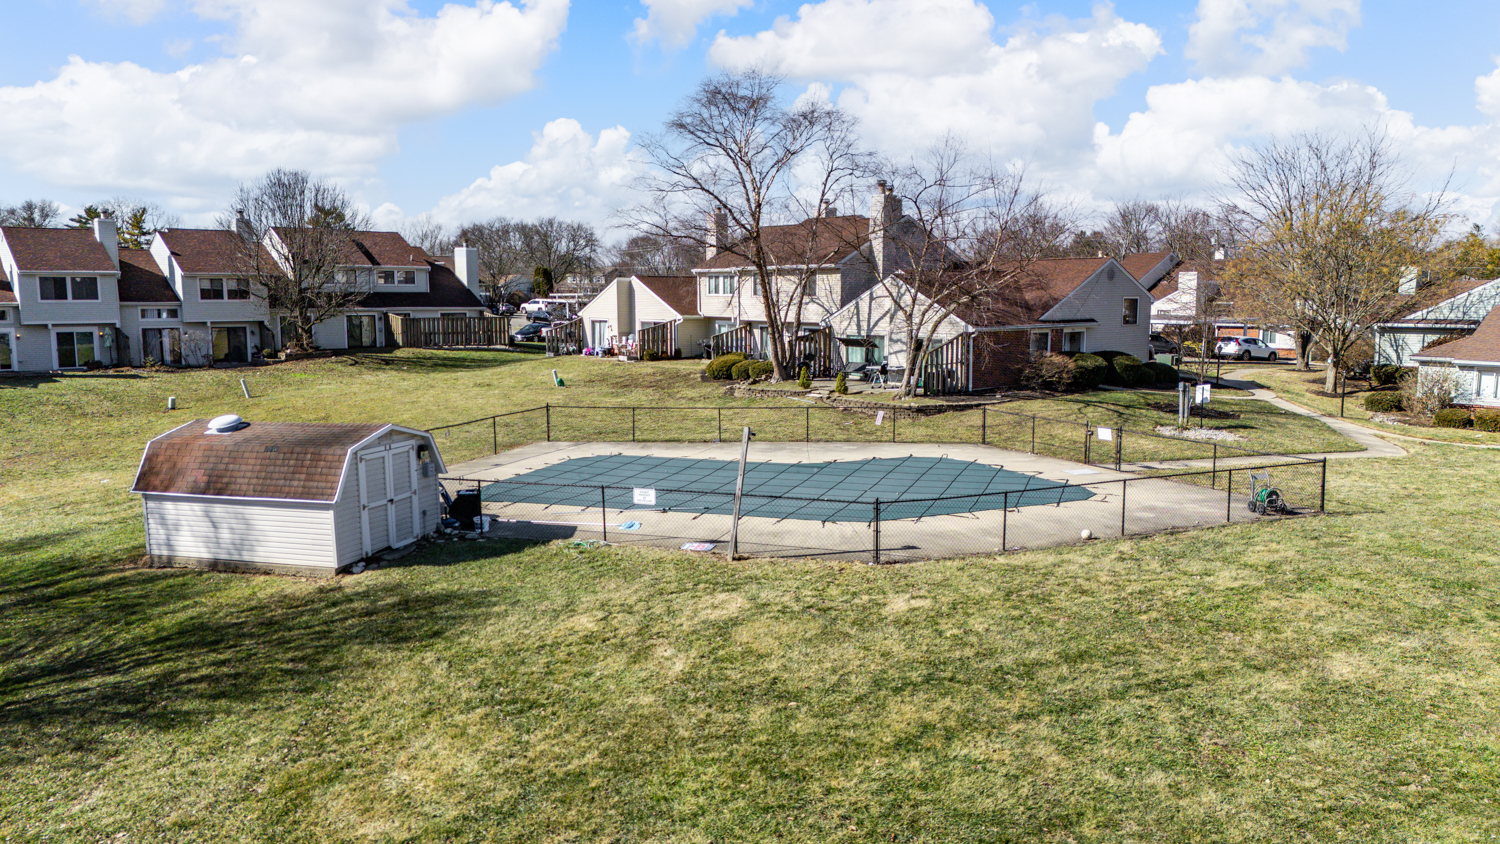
[632,488,657,506]
[1096,426,1113,442]
[875,410,885,426]
[1195,383,1212,404]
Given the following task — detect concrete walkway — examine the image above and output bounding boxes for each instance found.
[1218,369,1407,459]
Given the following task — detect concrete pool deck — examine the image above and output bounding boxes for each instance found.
[444,441,1285,563]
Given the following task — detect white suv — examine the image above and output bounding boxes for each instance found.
[1214,336,1278,361]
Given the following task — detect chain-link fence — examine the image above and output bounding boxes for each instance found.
[444,454,1325,564]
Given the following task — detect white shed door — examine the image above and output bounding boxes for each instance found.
[388,443,418,548]
[359,449,391,557]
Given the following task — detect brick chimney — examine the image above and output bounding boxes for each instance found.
[868,180,901,278]
[91,216,119,269]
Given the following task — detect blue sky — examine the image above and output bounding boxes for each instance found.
[2,0,1497,238]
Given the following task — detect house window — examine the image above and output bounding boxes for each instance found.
[0,309,8,321]
[55,330,96,368]
[140,308,179,320]
[1479,369,1499,401]
[0,332,12,370]
[141,328,182,365]
[1064,331,1085,353]
[398,271,416,285]
[1030,331,1050,355]
[212,326,249,362]
[1123,298,1139,325]
[227,278,250,300]
[439,312,466,320]
[713,320,734,335]
[200,278,223,300]
[72,277,99,300]
[39,277,67,300]
[39,276,97,300]
[707,274,736,295]
[377,270,396,285]
[346,314,377,348]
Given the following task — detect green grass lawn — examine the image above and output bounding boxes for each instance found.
[2,351,1497,842]
[1245,367,1500,447]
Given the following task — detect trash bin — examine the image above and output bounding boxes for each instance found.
[449,488,482,531]
[1155,353,1181,367]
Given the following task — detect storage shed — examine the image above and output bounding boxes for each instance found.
[132,416,447,576]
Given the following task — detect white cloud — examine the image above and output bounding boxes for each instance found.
[1477,60,1500,119]
[0,0,569,195]
[1186,0,1360,77]
[632,0,752,49]
[429,118,646,227]
[711,2,1161,164]
[90,0,170,25]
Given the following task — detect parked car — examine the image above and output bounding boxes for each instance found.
[1214,336,1278,361]
[1148,333,1180,357]
[527,312,553,325]
[492,302,518,315]
[511,322,547,344]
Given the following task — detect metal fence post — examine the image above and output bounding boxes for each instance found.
[632,407,637,442]
[492,416,497,455]
[1320,458,1327,512]
[545,404,552,442]
[601,485,608,541]
[1225,469,1232,522]
[1084,426,1092,465]
[1115,427,1122,471]
[981,406,987,445]
[805,406,810,443]
[1211,442,1217,488]
[1001,490,1008,552]
[892,411,897,442]
[717,407,723,442]
[873,498,881,565]
[1031,416,1036,454]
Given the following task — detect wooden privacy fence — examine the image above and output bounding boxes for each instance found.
[545,318,585,357]
[920,335,970,395]
[392,315,511,348]
[707,324,756,358]
[791,327,842,378]
[638,321,678,358]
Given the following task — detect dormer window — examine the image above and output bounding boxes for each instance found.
[398,270,416,285]
[706,274,736,295]
[140,308,179,320]
[377,270,396,285]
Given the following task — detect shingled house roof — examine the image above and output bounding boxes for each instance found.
[936,257,1118,327]
[117,249,179,303]
[636,275,698,316]
[695,215,871,271]
[1,226,118,273]
[0,264,14,304]
[358,257,484,310]
[155,228,275,275]
[133,420,389,501]
[1412,306,1500,364]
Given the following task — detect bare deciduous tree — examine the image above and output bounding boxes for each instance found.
[219,168,372,351]
[400,214,455,257]
[1223,130,1450,391]
[454,216,601,302]
[622,69,872,380]
[0,199,61,228]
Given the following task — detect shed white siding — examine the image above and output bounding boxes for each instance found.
[143,496,336,570]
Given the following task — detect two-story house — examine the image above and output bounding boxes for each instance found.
[693,182,921,356]
[0,221,487,373]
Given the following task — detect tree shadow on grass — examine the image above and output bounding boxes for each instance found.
[0,558,492,767]
[341,351,529,371]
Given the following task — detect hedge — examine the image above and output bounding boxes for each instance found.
[1474,408,1500,432]
[1363,392,1403,412]
[730,359,754,381]
[1143,361,1178,387]
[1433,407,1472,428]
[705,352,747,380]
[1071,354,1109,390]
[1110,354,1149,387]
[1371,364,1410,387]
[747,360,775,379]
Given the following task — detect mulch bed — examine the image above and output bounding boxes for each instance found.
[1145,401,1242,420]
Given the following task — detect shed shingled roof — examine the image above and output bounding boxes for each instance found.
[132,420,389,501]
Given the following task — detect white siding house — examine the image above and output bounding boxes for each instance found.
[132,417,447,576]
[1375,277,1500,366]
[1411,306,1500,408]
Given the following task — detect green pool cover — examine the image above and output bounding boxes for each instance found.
[480,454,1094,523]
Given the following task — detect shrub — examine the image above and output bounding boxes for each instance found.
[1400,366,1459,418]
[1110,354,1146,387]
[1363,392,1404,412]
[1371,364,1411,387]
[1474,408,1500,432]
[730,359,754,381]
[641,349,663,362]
[1093,350,1127,364]
[1021,353,1077,391]
[834,371,848,394]
[747,360,775,379]
[1071,353,1109,390]
[705,353,747,380]
[1144,361,1178,387]
[798,366,811,389]
[1433,407,1472,428]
